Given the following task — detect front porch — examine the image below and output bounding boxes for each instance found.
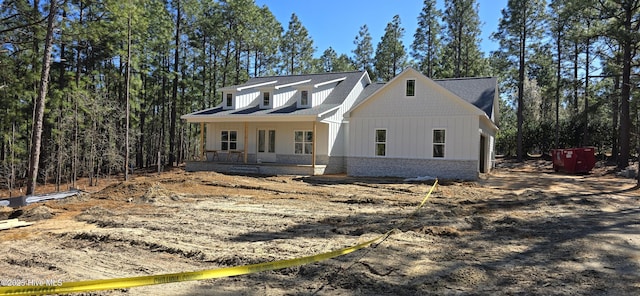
[185,120,330,176]
[185,160,327,176]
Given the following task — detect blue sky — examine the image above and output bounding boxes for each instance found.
[253,0,508,58]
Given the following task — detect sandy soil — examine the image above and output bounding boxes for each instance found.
[0,161,639,295]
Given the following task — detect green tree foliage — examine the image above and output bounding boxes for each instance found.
[280,13,315,75]
[352,24,374,75]
[2,0,639,191]
[411,0,443,78]
[318,47,355,73]
[374,15,407,81]
[596,0,640,172]
[492,0,547,161]
[441,0,486,78]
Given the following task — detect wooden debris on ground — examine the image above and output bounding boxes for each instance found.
[0,218,34,231]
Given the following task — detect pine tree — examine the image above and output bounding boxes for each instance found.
[352,24,374,74]
[27,0,57,195]
[411,0,442,78]
[320,47,338,72]
[597,0,640,174]
[280,13,314,75]
[492,0,547,161]
[442,0,485,78]
[374,15,407,81]
[251,6,282,76]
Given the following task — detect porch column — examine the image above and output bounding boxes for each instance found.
[200,122,205,160]
[243,122,248,163]
[312,121,316,170]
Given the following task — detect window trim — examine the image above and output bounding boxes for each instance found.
[261,91,271,108]
[375,129,387,157]
[221,130,238,151]
[405,79,416,97]
[298,89,310,108]
[258,129,276,153]
[224,92,234,109]
[294,130,313,155]
[432,128,446,158]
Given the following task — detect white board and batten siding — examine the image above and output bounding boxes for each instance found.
[323,74,370,157]
[349,116,478,160]
[312,83,334,106]
[348,71,483,161]
[233,91,259,109]
[272,88,297,108]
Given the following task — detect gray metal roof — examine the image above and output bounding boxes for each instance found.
[352,82,386,108]
[434,77,497,118]
[185,71,497,121]
[190,71,365,118]
[190,102,341,117]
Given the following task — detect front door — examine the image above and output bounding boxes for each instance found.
[257,129,276,162]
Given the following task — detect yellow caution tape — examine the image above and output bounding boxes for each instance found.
[0,180,437,296]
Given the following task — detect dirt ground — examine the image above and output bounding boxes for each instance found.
[0,160,639,295]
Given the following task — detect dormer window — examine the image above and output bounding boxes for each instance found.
[300,90,309,107]
[262,91,271,108]
[405,79,415,97]
[225,93,233,108]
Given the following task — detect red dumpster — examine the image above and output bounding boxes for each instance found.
[551,147,596,174]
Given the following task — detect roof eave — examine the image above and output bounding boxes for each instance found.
[181,114,318,123]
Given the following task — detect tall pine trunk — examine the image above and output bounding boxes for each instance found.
[617,4,634,173]
[516,5,526,162]
[554,28,562,149]
[582,27,590,147]
[124,9,131,181]
[169,3,180,166]
[27,0,56,195]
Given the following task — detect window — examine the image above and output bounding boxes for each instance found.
[258,130,265,152]
[406,79,415,97]
[433,129,445,158]
[258,130,276,153]
[375,129,386,156]
[294,131,313,154]
[300,90,309,106]
[262,91,270,107]
[269,130,275,153]
[225,93,233,107]
[221,130,237,151]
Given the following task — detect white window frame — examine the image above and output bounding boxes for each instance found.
[375,129,387,157]
[258,129,276,153]
[261,91,271,108]
[405,79,416,97]
[294,130,313,154]
[432,129,446,158]
[298,89,310,108]
[224,92,234,109]
[221,130,238,151]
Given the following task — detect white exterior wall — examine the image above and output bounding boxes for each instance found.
[349,71,483,161]
[348,116,478,160]
[272,89,297,108]
[205,122,328,156]
[312,84,334,106]
[479,118,497,170]
[323,74,369,157]
[351,77,480,118]
[234,91,259,109]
